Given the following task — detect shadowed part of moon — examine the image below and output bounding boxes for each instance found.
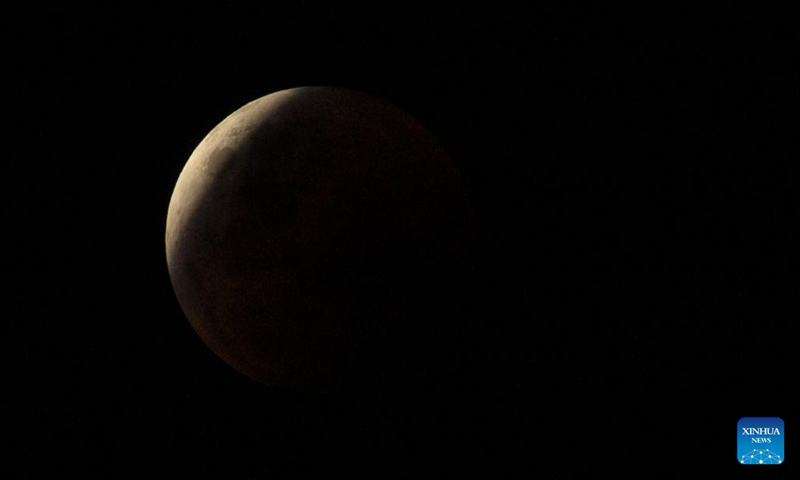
[166,86,471,392]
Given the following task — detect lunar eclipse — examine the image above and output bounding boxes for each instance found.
[166,86,471,392]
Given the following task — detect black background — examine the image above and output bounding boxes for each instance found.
[3,5,797,478]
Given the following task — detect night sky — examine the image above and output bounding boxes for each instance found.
[4,5,798,478]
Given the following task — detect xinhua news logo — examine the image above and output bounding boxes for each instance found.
[738,417,784,465]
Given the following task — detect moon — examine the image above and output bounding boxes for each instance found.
[166,87,471,392]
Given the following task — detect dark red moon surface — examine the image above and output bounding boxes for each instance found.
[166,87,471,392]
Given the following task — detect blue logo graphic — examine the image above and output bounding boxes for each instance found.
[738,417,784,465]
